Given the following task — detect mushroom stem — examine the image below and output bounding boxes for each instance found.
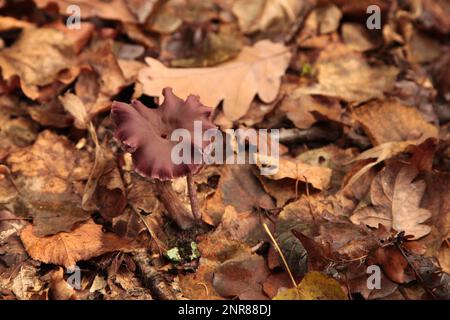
[186,173,201,219]
[155,180,195,230]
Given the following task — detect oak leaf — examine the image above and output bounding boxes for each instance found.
[351,162,432,239]
[138,40,291,120]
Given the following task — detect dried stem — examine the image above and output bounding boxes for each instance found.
[186,173,201,220]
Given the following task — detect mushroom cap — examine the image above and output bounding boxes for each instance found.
[111,87,216,180]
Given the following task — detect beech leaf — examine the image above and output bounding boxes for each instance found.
[20,219,136,267]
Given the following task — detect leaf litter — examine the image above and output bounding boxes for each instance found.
[0,0,449,301]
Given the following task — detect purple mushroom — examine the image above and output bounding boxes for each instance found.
[110,87,216,229]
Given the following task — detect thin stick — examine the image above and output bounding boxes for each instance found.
[263,223,298,291]
[186,173,201,219]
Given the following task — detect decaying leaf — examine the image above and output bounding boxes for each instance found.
[273,271,348,300]
[294,44,398,103]
[255,155,332,190]
[212,254,270,299]
[351,162,432,240]
[203,165,274,225]
[352,99,438,145]
[34,0,159,23]
[0,27,76,99]
[232,0,304,34]
[7,130,92,236]
[20,219,136,267]
[139,40,291,120]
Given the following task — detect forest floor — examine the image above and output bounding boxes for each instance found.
[0,0,449,300]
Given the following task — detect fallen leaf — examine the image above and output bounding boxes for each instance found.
[342,23,381,52]
[344,140,417,186]
[262,273,292,298]
[212,254,270,299]
[232,0,303,34]
[316,3,342,34]
[34,0,158,23]
[256,155,332,190]
[213,206,271,245]
[367,246,415,284]
[10,262,45,300]
[294,44,398,103]
[273,271,348,300]
[0,27,76,99]
[418,0,450,34]
[7,130,92,236]
[280,93,342,130]
[139,40,291,120]
[351,162,432,240]
[20,219,136,267]
[352,99,438,145]
[204,165,274,225]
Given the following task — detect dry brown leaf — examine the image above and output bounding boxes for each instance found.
[280,94,342,129]
[294,44,398,103]
[20,219,136,267]
[344,140,418,186]
[351,162,432,240]
[331,0,391,16]
[59,92,126,219]
[0,27,76,100]
[212,254,270,299]
[368,246,415,284]
[255,155,332,190]
[352,99,438,145]
[203,165,274,226]
[418,0,450,34]
[34,0,159,23]
[179,233,253,300]
[342,23,381,52]
[213,206,272,245]
[7,130,92,236]
[316,3,342,34]
[0,16,34,31]
[10,262,45,300]
[232,0,303,34]
[139,40,291,120]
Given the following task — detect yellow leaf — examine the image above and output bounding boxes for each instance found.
[273,272,348,300]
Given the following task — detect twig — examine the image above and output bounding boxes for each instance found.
[279,126,340,144]
[186,173,201,220]
[132,250,177,300]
